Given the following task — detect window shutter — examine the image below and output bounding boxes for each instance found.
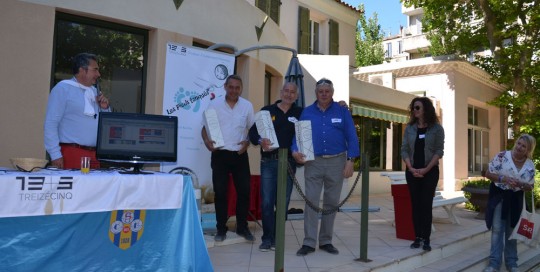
[270,0,280,25]
[256,0,280,25]
[298,6,310,54]
[255,0,267,12]
[329,19,339,55]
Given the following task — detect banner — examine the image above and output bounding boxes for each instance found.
[0,170,183,218]
[0,178,213,271]
[162,43,235,188]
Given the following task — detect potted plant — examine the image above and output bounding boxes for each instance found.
[461,178,491,220]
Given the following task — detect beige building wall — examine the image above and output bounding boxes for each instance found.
[1,0,55,165]
[1,0,359,176]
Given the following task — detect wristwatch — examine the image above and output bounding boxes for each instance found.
[347,157,355,161]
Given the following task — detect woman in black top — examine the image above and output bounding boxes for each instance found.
[400,97,445,251]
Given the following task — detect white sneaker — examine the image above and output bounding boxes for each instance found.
[482,267,498,272]
[507,267,519,272]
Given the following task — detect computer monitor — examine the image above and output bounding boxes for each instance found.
[96,112,178,174]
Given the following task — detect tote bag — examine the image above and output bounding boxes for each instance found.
[509,193,540,247]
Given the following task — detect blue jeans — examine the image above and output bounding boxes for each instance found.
[488,201,518,269]
[260,158,296,244]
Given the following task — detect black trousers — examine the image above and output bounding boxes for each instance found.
[406,166,439,241]
[211,150,251,233]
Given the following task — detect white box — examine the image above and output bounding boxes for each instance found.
[254,110,279,151]
[203,108,225,149]
[295,120,314,161]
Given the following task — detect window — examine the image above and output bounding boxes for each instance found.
[398,40,403,54]
[53,13,148,113]
[353,116,403,170]
[256,0,281,25]
[310,21,320,54]
[298,7,338,55]
[385,43,393,58]
[468,105,490,175]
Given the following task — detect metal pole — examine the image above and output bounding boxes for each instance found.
[357,152,372,262]
[275,148,288,271]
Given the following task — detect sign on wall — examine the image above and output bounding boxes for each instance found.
[162,42,235,188]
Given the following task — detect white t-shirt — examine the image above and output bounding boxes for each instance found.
[204,96,254,151]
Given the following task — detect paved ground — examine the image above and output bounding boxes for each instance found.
[206,193,490,272]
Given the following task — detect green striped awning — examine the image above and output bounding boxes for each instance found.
[351,104,409,124]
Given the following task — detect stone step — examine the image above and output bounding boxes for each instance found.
[459,240,540,272]
[369,229,490,272]
[365,223,540,272]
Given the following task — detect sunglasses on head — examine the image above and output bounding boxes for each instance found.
[316,79,333,86]
[414,106,422,111]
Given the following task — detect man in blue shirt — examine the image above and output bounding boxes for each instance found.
[292,78,360,256]
[44,53,110,169]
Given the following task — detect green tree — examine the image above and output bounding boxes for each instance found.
[402,0,540,157]
[355,4,385,67]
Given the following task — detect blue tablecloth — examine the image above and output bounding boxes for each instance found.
[0,175,213,272]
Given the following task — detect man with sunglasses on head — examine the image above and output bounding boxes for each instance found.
[291,78,359,256]
[44,53,110,170]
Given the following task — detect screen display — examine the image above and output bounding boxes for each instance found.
[96,112,178,164]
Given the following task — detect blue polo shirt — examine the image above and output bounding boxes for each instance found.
[292,100,359,158]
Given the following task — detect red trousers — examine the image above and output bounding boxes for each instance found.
[60,145,100,170]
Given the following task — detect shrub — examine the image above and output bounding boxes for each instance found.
[461,179,490,211]
[461,173,540,211]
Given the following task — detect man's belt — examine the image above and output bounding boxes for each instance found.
[319,152,346,159]
[60,143,96,151]
[262,152,279,160]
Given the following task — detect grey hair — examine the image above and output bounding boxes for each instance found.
[72,53,98,75]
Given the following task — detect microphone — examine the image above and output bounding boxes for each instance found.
[95,78,102,96]
[95,78,102,118]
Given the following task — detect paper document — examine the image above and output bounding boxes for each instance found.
[203,108,225,149]
[295,120,314,161]
[254,110,279,151]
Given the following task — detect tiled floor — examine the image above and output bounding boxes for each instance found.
[206,193,488,272]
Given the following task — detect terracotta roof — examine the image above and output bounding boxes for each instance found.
[334,0,363,13]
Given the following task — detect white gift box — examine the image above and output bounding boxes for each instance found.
[295,120,314,161]
[254,110,279,151]
[203,108,225,149]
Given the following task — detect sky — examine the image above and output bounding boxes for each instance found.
[342,0,407,37]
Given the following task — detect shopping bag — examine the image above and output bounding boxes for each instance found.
[509,194,540,247]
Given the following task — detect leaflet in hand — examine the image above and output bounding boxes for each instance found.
[295,120,314,161]
[203,108,225,149]
[254,110,279,151]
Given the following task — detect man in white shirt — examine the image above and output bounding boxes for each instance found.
[202,75,255,242]
[44,53,110,169]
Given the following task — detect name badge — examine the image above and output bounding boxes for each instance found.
[419,134,426,139]
[331,118,342,123]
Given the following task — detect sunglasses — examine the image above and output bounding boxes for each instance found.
[316,79,333,86]
[413,106,422,111]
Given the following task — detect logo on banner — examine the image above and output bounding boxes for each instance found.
[109,210,146,250]
[167,44,187,55]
